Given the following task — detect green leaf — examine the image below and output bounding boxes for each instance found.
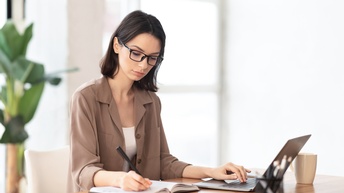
[0,109,4,125]
[46,77,62,85]
[18,82,45,124]
[0,48,12,75]
[0,28,12,61]
[12,57,44,84]
[25,62,44,84]
[0,85,8,105]
[20,23,34,56]
[44,67,79,86]
[0,21,33,60]
[0,115,28,144]
[0,21,78,144]
[18,82,44,123]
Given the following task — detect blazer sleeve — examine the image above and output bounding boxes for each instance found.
[69,90,104,191]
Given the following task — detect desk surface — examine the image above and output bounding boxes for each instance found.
[79,171,344,193]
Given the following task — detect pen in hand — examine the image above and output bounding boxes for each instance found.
[116,146,142,176]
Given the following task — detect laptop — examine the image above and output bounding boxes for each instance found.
[194,134,311,192]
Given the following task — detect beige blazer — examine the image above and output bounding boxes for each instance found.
[67,76,190,192]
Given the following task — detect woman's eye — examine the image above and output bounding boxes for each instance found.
[131,51,142,57]
[149,56,158,61]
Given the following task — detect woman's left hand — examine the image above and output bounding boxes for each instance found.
[210,162,251,182]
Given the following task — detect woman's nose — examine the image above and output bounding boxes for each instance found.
[138,58,149,70]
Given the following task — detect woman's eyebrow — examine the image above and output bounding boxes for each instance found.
[130,45,160,55]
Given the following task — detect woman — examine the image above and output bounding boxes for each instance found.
[68,10,250,192]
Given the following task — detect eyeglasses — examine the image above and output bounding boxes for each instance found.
[121,42,163,66]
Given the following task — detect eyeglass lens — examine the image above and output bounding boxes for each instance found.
[129,51,159,66]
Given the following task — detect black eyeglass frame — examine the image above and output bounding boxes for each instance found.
[120,41,164,66]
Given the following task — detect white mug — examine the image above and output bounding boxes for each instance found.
[290,153,317,184]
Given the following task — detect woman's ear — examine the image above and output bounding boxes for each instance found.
[113,37,120,54]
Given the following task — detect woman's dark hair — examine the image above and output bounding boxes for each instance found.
[100,10,166,92]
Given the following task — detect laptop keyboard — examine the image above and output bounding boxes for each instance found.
[221,178,257,188]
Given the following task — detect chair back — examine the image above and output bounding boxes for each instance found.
[24,146,70,193]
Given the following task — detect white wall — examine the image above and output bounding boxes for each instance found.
[223,0,344,176]
[1,3,344,193]
[0,1,70,192]
[24,0,69,151]
[67,0,104,99]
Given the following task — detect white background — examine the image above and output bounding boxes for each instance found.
[1,1,344,193]
[224,0,344,176]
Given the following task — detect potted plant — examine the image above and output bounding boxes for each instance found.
[0,20,77,193]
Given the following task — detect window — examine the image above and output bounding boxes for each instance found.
[141,0,220,166]
[102,0,220,166]
[0,0,6,26]
[102,0,121,53]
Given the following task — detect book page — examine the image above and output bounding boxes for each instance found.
[169,183,200,193]
[144,181,199,193]
[89,180,199,193]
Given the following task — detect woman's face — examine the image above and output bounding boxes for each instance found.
[113,33,161,81]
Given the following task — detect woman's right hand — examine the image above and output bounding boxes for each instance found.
[119,171,152,191]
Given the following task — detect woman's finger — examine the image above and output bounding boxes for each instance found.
[121,171,151,191]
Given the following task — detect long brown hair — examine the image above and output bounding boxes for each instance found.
[100,10,166,92]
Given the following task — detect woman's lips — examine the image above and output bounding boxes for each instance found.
[132,70,145,77]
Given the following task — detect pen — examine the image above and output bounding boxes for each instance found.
[116,146,142,175]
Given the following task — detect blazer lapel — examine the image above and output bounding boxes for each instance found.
[133,87,153,159]
[95,78,154,142]
[133,87,153,128]
[95,77,123,136]
[108,100,123,136]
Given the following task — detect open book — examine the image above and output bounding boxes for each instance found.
[89,180,199,193]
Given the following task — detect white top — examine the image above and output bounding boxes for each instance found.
[122,126,137,172]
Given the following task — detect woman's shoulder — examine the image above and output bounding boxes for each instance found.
[134,86,160,101]
[72,76,111,101]
[73,76,107,93]
[146,90,159,99]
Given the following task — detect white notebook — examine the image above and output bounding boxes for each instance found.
[90,180,199,193]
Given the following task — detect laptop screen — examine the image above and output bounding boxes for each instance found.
[263,134,311,178]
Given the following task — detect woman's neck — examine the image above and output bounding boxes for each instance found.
[107,76,134,100]
[107,76,135,127]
